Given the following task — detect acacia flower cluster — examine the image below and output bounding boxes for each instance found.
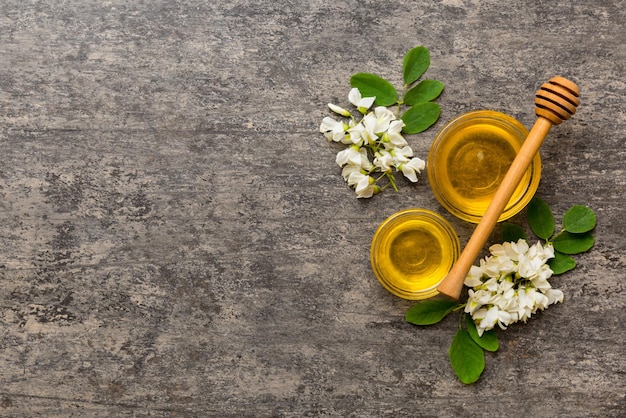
[319,88,425,198]
[464,239,563,336]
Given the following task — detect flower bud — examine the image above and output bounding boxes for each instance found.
[328,103,351,117]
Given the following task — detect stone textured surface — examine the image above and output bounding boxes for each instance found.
[0,0,624,416]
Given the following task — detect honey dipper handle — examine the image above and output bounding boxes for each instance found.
[436,118,553,300]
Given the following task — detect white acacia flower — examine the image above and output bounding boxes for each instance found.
[517,253,545,279]
[393,145,414,162]
[485,255,516,277]
[483,277,500,293]
[527,241,555,262]
[359,148,373,171]
[475,306,512,335]
[516,287,534,322]
[545,288,564,304]
[464,239,561,336]
[398,157,425,182]
[360,113,381,144]
[348,88,375,113]
[383,120,408,148]
[353,173,378,198]
[335,145,362,167]
[478,306,499,332]
[345,121,366,146]
[373,149,394,172]
[372,106,395,129]
[464,288,492,315]
[320,117,348,142]
[341,150,373,183]
[529,271,553,291]
[490,239,529,261]
[341,163,362,183]
[464,265,484,288]
[533,291,550,311]
[320,87,426,197]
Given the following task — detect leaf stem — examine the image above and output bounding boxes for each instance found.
[386,173,398,192]
[453,303,466,312]
[458,309,465,330]
[549,228,567,244]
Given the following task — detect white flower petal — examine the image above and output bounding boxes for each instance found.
[360,96,376,109]
[348,88,362,107]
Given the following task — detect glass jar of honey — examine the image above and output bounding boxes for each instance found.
[427,110,541,223]
[370,209,460,300]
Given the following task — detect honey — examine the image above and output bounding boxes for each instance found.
[370,209,460,300]
[428,110,541,223]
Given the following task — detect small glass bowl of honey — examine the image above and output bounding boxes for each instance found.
[427,110,541,223]
[370,209,460,300]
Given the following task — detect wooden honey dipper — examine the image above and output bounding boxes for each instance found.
[437,76,580,300]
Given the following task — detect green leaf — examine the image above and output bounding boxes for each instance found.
[349,73,398,107]
[403,80,444,105]
[502,222,527,243]
[449,329,485,384]
[405,300,459,326]
[548,250,577,275]
[403,46,430,85]
[466,315,499,352]
[401,102,440,134]
[553,231,595,254]
[527,197,554,240]
[563,205,597,233]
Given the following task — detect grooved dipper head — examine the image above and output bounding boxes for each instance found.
[534,76,580,125]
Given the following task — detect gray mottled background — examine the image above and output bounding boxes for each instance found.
[1,0,624,416]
